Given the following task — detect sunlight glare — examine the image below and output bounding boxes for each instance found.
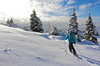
[0,0,31,18]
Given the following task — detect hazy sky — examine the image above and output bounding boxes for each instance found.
[0,0,100,26]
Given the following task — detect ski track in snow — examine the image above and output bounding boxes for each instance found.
[62,47,100,66]
[0,25,100,66]
[79,55,100,66]
[63,39,100,66]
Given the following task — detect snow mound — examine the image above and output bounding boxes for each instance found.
[48,35,65,40]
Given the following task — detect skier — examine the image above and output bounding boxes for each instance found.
[64,30,78,56]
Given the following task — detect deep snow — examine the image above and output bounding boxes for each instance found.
[0,25,100,66]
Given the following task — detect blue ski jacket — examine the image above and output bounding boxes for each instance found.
[64,32,75,43]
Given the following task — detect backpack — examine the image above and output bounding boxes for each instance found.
[68,32,75,42]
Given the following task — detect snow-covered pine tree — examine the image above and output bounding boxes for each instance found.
[22,26,29,31]
[7,19,10,24]
[85,14,98,44]
[51,27,65,36]
[52,26,59,35]
[10,18,14,24]
[30,10,44,33]
[59,30,65,36]
[6,18,14,27]
[69,8,81,42]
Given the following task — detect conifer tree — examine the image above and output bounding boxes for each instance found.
[10,18,14,24]
[69,8,81,42]
[85,14,98,44]
[7,19,10,24]
[52,26,59,35]
[30,10,44,33]
[6,18,14,27]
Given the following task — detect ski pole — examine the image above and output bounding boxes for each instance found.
[75,44,83,56]
[64,40,67,52]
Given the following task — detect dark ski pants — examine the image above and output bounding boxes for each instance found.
[69,43,77,55]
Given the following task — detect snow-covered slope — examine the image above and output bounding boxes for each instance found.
[0,25,100,66]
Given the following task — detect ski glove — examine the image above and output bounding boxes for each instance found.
[74,41,76,44]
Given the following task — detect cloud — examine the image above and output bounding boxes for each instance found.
[94,1,100,5]
[67,0,75,5]
[0,0,76,25]
[92,17,100,21]
[30,0,64,16]
[29,0,75,17]
[40,16,70,23]
[79,3,92,11]
[76,12,86,16]
[1,0,99,31]
[0,0,31,19]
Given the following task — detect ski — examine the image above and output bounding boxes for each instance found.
[68,52,85,62]
[68,51,79,58]
[62,48,84,60]
[61,48,68,54]
[62,48,90,65]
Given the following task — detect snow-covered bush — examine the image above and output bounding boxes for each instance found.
[51,27,66,36]
[51,27,59,35]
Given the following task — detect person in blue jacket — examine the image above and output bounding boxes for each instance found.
[64,30,77,56]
